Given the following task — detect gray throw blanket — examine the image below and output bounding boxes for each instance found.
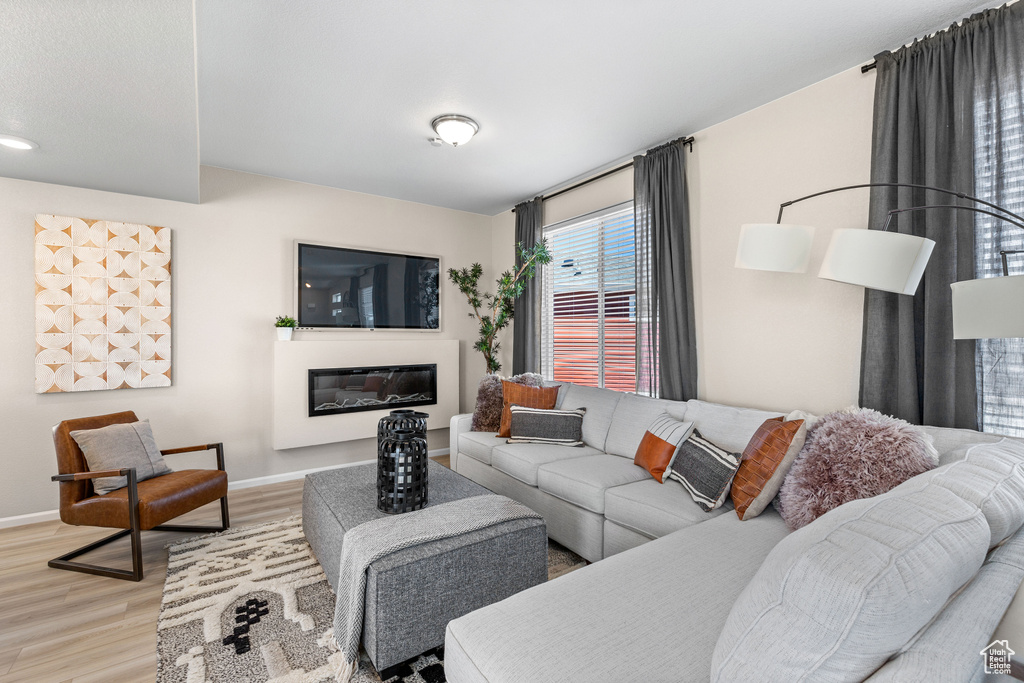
[331,494,542,682]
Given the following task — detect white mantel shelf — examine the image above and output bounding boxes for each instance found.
[272,338,460,450]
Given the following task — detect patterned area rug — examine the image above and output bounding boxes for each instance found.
[157,515,585,682]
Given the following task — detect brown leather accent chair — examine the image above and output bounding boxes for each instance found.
[50,411,230,581]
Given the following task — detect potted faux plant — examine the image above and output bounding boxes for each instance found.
[275,315,298,341]
[448,240,551,373]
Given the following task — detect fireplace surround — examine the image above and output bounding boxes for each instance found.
[308,364,437,417]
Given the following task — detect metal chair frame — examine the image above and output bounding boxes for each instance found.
[49,443,230,581]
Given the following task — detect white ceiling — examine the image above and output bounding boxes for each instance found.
[0,1,199,202]
[0,0,999,215]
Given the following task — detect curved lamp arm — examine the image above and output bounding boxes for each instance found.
[881,204,1024,233]
[776,182,1024,227]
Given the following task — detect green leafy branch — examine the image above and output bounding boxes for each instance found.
[447,240,552,373]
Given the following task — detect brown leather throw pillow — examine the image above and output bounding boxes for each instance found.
[497,381,560,438]
[731,416,806,521]
[633,413,696,483]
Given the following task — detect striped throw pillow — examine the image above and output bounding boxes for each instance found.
[506,406,587,446]
[667,429,742,511]
[634,413,696,483]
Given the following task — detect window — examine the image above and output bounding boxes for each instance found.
[540,202,648,392]
[974,77,1024,437]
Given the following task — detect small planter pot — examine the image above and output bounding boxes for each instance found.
[276,327,294,341]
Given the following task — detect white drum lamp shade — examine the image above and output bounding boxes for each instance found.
[735,224,815,273]
[951,274,1024,339]
[818,229,936,295]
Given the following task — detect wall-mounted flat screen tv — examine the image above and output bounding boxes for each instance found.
[295,242,440,330]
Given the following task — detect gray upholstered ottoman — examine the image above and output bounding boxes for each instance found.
[302,460,547,673]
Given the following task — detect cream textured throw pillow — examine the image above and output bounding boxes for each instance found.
[70,419,173,495]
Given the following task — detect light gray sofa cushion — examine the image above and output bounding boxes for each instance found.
[490,443,599,486]
[458,431,500,466]
[559,383,623,450]
[604,478,731,539]
[536,454,649,514]
[445,508,791,683]
[603,393,678,458]
[684,399,782,453]
[865,528,1024,683]
[711,484,990,683]
[920,425,1007,465]
[909,438,1024,548]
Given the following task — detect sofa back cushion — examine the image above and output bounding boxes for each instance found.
[559,384,623,451]
[905,438,1024,548]
[604,393,685,458]
[864,526,1024,683]
[711,484,990,683]
[684,400,783,454]
[919,425,1007,465]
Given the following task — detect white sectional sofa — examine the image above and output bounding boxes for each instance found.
[445,382,1024,682]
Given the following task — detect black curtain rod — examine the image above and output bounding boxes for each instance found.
[512,135,694,212]
[861,61,877,73]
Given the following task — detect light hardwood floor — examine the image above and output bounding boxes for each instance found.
[0,456,450,683]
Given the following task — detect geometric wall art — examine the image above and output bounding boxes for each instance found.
[34,214,172,393]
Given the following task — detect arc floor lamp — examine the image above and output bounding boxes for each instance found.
[735,182,1024,339]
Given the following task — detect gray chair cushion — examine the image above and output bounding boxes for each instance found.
[604,478,731,539]
[536,454,650,514]
[69,418,173,495]
[490,443,599,486]
[445,508,791,683]
[559,384,623,451]
[712,483,991,683]
[458,430,500,466]
[603,393,686,458]
[684,399,783,454]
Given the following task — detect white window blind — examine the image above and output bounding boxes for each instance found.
[974,76,1024,437]
[540,202,640,391]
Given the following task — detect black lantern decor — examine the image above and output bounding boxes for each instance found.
[377,429,429,514]
[377,410,429,441]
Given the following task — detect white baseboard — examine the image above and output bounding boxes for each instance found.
[0,448,450,529]
[0,509,61,528]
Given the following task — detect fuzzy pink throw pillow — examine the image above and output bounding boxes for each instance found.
[778,408,938,530]
[471,373,543,432]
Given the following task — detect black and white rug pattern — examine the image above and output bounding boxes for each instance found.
[156,515,585,683]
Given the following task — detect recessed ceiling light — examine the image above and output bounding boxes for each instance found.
[430,115,479,147]
[0,135,39,150]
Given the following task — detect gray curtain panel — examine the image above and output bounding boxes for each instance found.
[512,197,543,375]
[861,4,1024,429]
[634,140,697,401]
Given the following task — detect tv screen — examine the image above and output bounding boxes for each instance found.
[296,242,440,329]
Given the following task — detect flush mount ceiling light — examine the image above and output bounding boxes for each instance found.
[430,114,479,147]
[0,134,38,150]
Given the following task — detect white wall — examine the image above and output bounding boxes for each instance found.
[690,66,875,413]
[1,167,492,519]
[492,65,876,415]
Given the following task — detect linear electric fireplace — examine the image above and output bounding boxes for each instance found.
[308,363,437,417]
